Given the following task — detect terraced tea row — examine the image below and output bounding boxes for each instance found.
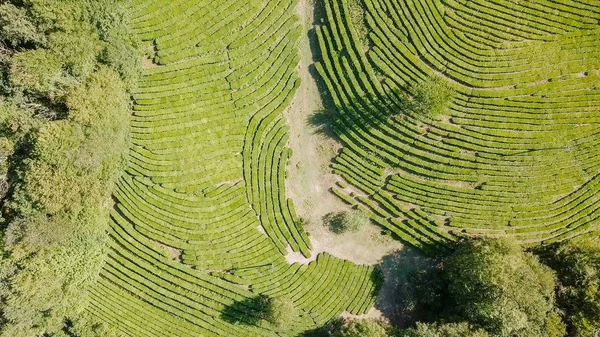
[87,1,381,336]
[316,0,600,253]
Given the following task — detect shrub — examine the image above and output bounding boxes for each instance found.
[0,4,43,47]
[265,296,297,327]
[408,76,454,118]
[334,319,391,337]
[312,318,396,337]
[323,210,369,234]
[9,49,65,96]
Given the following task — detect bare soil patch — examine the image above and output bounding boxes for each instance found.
[142,42,159,69]
[153,240,182,261]
[284,0,403,266]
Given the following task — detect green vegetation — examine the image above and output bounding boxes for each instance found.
[0,0,598,336]
[444,239,562,337]
[402,322,489,337]
[542,238,600,336]
[330,318,392,337]
[265,296,298,327]
[315,0,600,255]
[77,0,382,336]
[0,1,141,336]
[407,77,454,118]
[304,318,397,337]
[324,210,369,233]
[321,238,572,337]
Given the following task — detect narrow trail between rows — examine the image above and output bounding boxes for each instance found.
[284,0,403,266]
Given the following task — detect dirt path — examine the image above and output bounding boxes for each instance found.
[284,0,403,266]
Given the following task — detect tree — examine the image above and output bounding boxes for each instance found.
[445,238,565,337]
[402,322,489,337]
[0,4,43,47]
[321,318,395,337]
[0,67,130,337]
[335,319,390,337]
[48,30,102,78]
[408,76,454,118]
[264,296,297,327]
[9,49,65,96]
[543,237,600,337]
[323,210,369,234]
[0,0,140,335]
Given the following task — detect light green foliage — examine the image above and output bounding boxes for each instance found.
[0,101,41,140]
[265,296,297,327]
[60,313,122,337]
[0,0,138,335]
[0,4,43,46]
[545,238,600,337]
[48,30,103,78]
[0,67,130,337]
[66,66,129,128]
[86,0,142,88]
[408,76,454,118]
[545,312,568,337]
[10,49,64,95]
[446,238,564,337]
[346,0,368,51]
[13,67,128,217]
[324,210,369,234]
[402,322,489,337]
[26,0,86,33]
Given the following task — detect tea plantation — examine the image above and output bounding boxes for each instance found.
[316,0,600,254]
[85,0,379,336]
[1,0,599,336]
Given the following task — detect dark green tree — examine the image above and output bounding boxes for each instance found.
[445,238,565,337]
[329,318,396,337]
[402,322,489,337]
[543,237,600,337]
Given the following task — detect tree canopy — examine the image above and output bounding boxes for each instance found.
[264,296,298,327]
[445,238,563,337]
[0,0,141,336]
[402,322,490,337]
[542,237,600,336]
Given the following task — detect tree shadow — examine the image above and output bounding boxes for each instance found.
[306,0,404,143]
[373,247,438,328]
[306,0,413,137]
[294,266,385,337]
[220,295,270,326]
[296,318,344,337]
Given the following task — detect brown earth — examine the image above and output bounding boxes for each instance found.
[284,0,403,266]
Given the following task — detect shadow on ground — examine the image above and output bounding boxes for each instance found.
[374,246,436,328]
[221,295,269,326]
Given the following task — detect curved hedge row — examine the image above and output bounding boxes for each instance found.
[86,0,382,335]
[315,0,600,253]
